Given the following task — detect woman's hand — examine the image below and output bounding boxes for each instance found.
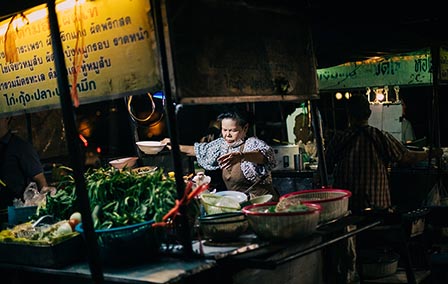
[217,152,245,169]
[161,138,196,156]
[161,138,171,150]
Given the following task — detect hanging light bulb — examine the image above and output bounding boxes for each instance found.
[335,92,343,100]
[375,88,385,103]
[376,93,385,102]
[345,92,351,99]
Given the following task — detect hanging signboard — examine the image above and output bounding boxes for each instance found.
[317,48,438,91]
[0,0,161,117]
[167,0,319,104]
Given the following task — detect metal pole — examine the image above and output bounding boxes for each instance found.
[46,1,104,283]
[310,100,328,187]
[430,45,442,169]
[151,0,193,256]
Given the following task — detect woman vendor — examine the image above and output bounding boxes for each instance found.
[162,108,278,200]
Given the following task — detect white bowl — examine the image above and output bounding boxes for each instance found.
[249,194,273,204]
[215,191,248,203]
[200,194,241,215]
[109,157,138,169]
[136,141,166,155]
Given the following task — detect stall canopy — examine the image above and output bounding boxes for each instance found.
[165,0,319,104]
[317,47,448,91]
[0,0,161,118]
[309,1,448,69]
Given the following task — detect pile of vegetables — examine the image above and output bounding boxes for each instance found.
[38,166,178,230]
[0,218,79,245]
[267,197,311,213]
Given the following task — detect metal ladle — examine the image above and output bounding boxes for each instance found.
[32,215,54,228]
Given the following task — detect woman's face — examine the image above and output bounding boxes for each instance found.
[221,118,247,144]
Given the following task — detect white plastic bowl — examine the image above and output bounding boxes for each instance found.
[136,141,166,155]
[109,157,138,169]
[200,194,241,215]
[215,191,248,203]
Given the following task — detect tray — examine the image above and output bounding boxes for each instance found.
[0,233,85,268]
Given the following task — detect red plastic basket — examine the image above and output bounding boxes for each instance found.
[280,189,352,224]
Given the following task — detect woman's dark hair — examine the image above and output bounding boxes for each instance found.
[217,108,254,128]
[348,94,371,121]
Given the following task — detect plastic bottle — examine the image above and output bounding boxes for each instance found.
[295,140,305,171]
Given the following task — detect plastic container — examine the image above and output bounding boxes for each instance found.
[359,249,400,279]
[200,194,241,215]
[215,191,248,203]
[242,202,321,241]
[8,205,38,225]
[0,233,84,268]
[76,220,161,266]
[280,189,351,224]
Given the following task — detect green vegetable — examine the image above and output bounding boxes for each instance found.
[38,166,177,230]
[37,167,78,220]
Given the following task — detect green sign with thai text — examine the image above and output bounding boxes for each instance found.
[317,48,448,91]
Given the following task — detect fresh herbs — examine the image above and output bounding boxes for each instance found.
[39,166,177,230]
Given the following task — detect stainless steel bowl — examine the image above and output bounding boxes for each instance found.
[198,212,246,222]
[198,213,248,241]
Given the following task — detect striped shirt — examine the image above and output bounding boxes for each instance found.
[325,125,407,212]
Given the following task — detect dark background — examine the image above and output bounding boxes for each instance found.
[2,0,448,165]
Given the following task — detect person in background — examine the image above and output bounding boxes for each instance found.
[0,116,48,214]
[322,94,442,284]
[325,94,440,213]
[162,108,278,199]
[400,99,416,144]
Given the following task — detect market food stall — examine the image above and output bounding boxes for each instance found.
[0,1,383,283]
[0,214,381,284]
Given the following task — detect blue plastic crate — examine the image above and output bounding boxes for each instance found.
[75,220,162,266]
[7,206,38,225]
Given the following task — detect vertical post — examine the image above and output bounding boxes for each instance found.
[430,46,441,147]
[331,94,337,135]
[310,100,328,187]
[430,45,442,168]
[46,1,104,283]
[151,0,193,256]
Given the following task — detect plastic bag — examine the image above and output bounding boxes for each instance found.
[422,180,448,207]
